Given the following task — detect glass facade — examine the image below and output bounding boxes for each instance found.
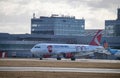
[54,17,85,36]
[105,20,116,36]
[0,41,35,57]
[114,24,120,36]
[117,8,120,20]
[0,33,120,58]
[31,15,85,36]
[105,20,120,36]
[105,8,120,36]
[31,17,54,35]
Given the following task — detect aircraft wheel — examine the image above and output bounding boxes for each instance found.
[40,58,43,60]
[57,57,61,60]
[71,57,76,61]
[116,57,120,60]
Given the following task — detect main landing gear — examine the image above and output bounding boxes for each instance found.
[39,55,43,60]
[71,56,76,61]
[57,55,61,60]
[56,54,76,61]
[39,58,43,60]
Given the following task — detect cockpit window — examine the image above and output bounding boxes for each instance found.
[34,46,41,48]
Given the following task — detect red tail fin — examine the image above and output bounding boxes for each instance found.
[89,30,102,46]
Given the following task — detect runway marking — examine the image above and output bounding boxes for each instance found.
[0,67,120,73]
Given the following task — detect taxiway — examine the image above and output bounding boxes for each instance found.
[0,58,120,63]
[0,67,120,73]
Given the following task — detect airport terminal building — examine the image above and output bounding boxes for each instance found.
[0,12,120,59]
[0,32,120,59]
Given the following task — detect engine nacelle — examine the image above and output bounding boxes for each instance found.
[63,53,73,58]
[43,54,51,58]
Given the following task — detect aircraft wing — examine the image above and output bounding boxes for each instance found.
[55,49,77,54]
[55,49,95,57]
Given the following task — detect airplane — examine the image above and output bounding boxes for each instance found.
[31,30,105,60]
[108,48,120,60]
[103,40,120,60]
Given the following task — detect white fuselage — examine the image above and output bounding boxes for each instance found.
[31,43,104,57]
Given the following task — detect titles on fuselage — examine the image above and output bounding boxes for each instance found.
[54,45,69,48]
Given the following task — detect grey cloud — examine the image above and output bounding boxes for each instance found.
[0,0,31,4]
[0,0,33,23]
[66,0,120,10]
[0,13,30,24]
[0,0,120,34]
[88,0,120,9]
[66,0,88,8]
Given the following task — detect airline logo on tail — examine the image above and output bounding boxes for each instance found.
[89,30,102,46]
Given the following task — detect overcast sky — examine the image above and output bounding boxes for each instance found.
[0,0,120,34]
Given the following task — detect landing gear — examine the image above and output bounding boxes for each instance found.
[57,57,61,60]
[39,58,43,60]
[116,57,120,60]
[57,55,61,60]
[71,54,76,61]
[71,57,76,61]
[39,55,43,60]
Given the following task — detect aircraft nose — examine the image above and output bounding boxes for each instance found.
[30,48,34,53]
